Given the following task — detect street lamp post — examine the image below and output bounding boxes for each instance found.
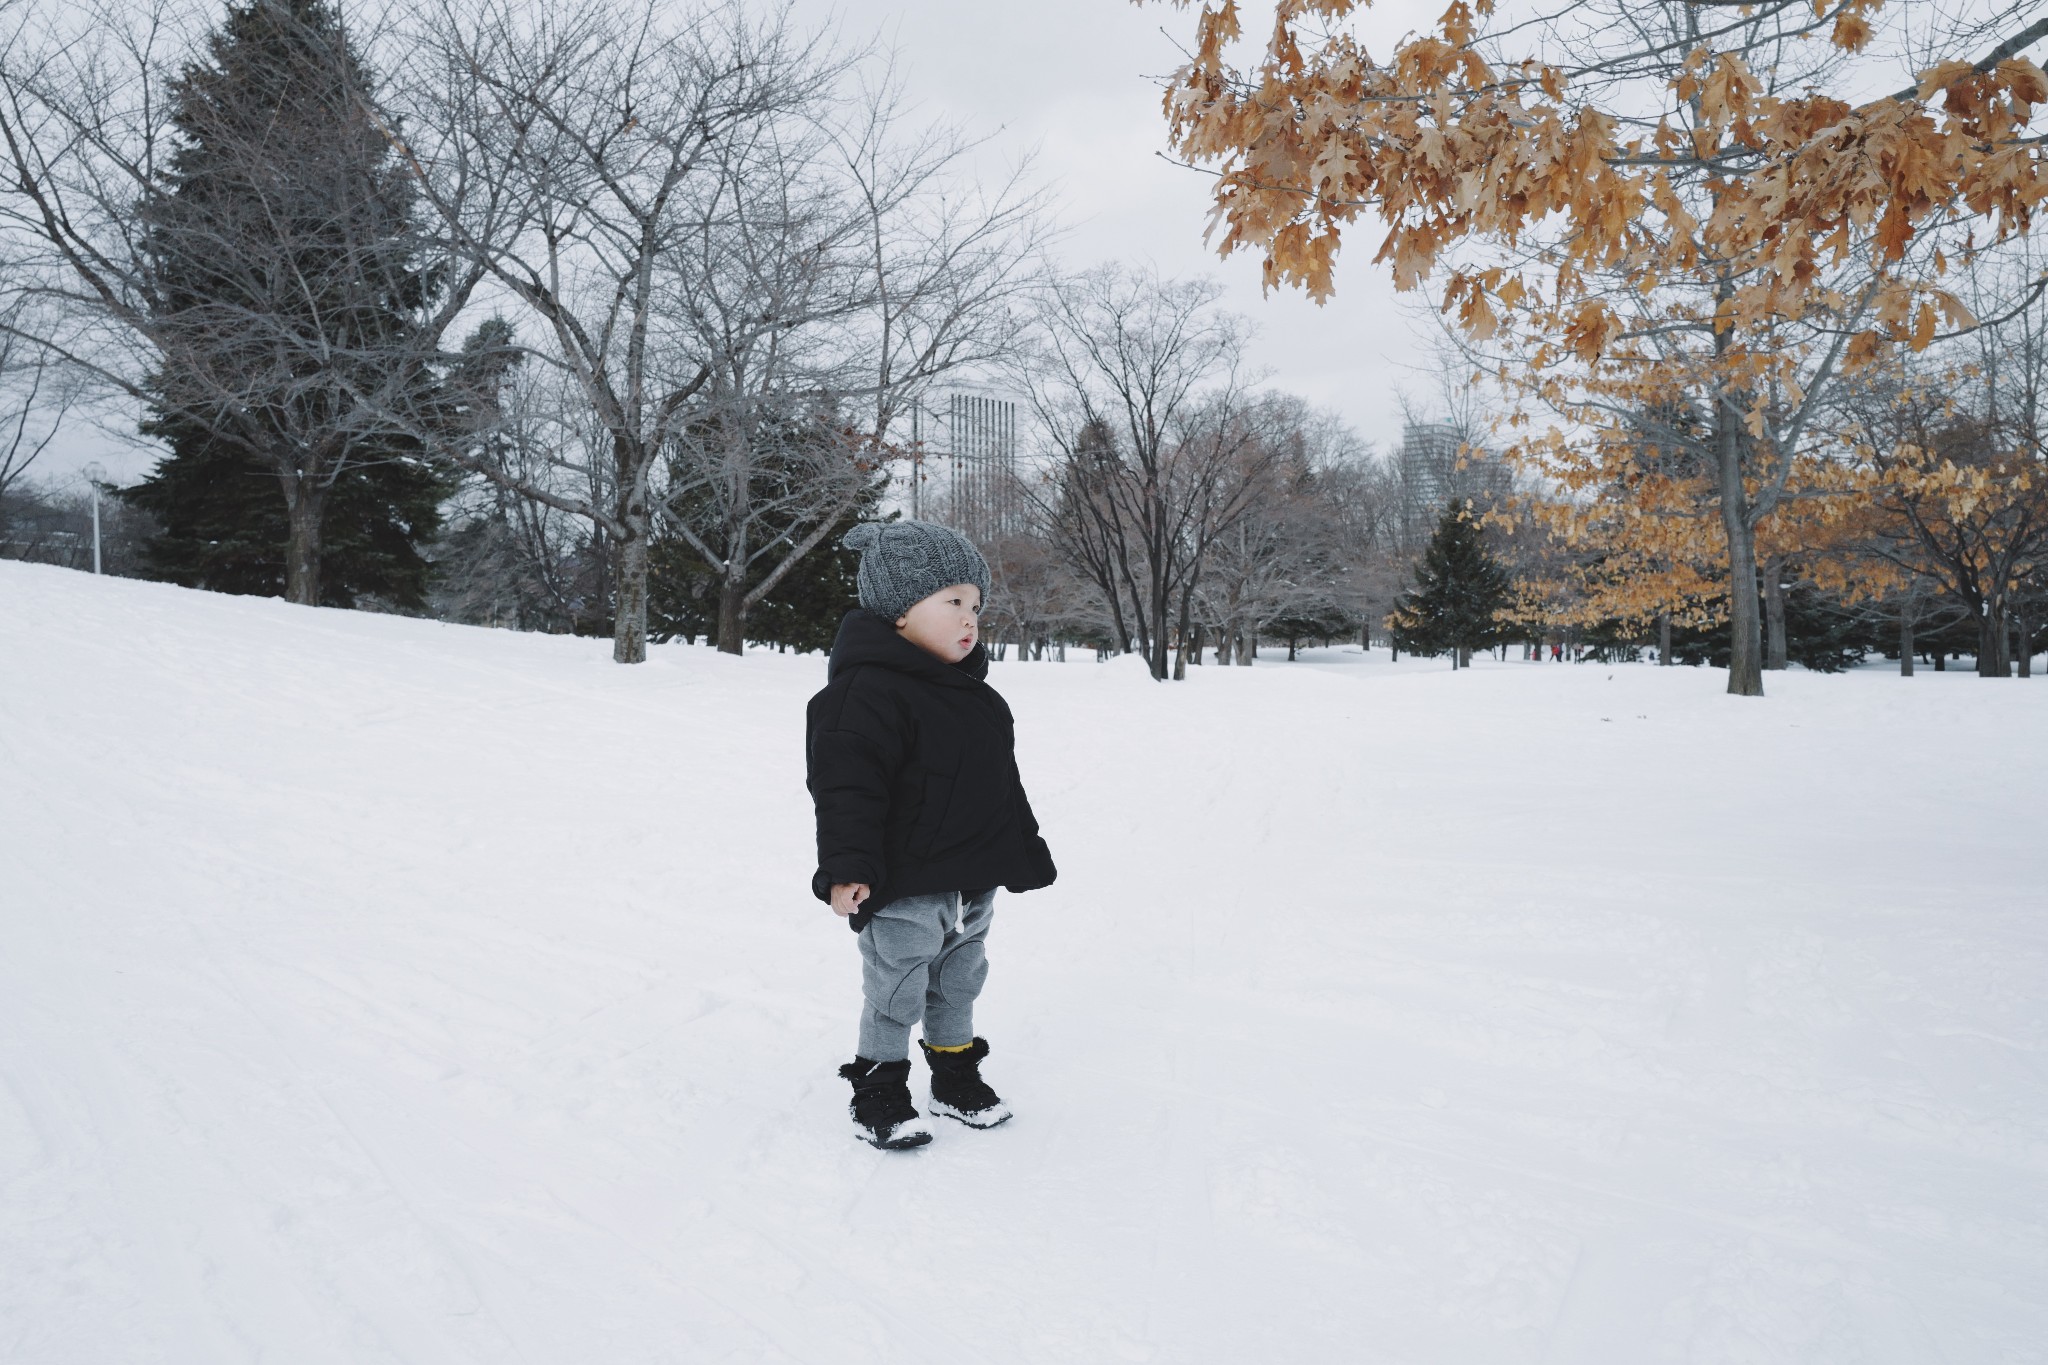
[81,462,104,574]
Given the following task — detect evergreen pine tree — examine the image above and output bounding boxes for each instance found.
[1390,499,1514,668]
[1665,580,1868,672]
[121,0,449,609]
[124,428,448,607]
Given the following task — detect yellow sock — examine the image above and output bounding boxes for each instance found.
[925,1041,974,1053]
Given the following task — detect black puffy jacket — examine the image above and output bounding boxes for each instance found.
[806,609,1057,931]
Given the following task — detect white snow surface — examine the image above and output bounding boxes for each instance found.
[3,559,2045,1365]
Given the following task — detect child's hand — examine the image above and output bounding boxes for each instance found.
[830,883,870,918]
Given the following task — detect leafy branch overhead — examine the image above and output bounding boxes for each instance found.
[1151,0,2046,358]
[1148,0,2048,697]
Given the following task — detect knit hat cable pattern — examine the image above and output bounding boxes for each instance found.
[843,520,992,622]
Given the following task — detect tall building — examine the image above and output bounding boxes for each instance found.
[1396,420,1511,544]
[1398,422,1464,510]
[907,393,1021,544]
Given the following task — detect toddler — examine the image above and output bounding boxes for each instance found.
[806,520,1057,1149]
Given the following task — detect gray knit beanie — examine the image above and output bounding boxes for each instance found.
[843,519,991,622]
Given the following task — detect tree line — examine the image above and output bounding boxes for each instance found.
[7,0,2042,685]
[0,0,1460,676]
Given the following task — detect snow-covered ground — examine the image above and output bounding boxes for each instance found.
[3,559,2044,1365]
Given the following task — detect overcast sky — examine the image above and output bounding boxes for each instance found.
[45,0,1452,486]
[828,0,1451,449]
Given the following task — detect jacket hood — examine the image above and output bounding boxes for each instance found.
[826,608,988,686]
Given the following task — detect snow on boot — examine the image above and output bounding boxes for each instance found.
[838,1058,932,1150]
[919,1038,1012,1129]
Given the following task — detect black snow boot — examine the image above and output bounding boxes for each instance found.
[838,1058,933,1150]
[919,1038,1012,1129]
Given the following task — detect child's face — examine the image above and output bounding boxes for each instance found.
[895,583,982,663]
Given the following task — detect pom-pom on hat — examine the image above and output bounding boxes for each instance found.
[843,519,991,623]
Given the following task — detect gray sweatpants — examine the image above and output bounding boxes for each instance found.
[856,889,997,1062]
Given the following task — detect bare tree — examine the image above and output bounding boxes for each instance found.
[1197,401,1381,665]
[1849,338,2048,675]
[387,0,869,662]
[978,526,1103,661]
[653,71,1046,653]
[426,318,606,632]
[1019,265,1278,680]
[0,307,75,506]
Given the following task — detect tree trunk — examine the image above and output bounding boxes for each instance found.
[1172,588,1194,680]
[1717,495,1764,695]
[1657,612,1672,665]
[1458,645,1473,669]
[1712,305,1764,696]
[1215,624,1233,665]
[1977,602,2009,677]
[282,479,325,606]
[1236,628,1254,666]
[1899,610,1915,678]
[716,574,747,656]
[2018,611,2032,679]
[1190,622,1206,665]
[613,519,650,664]
[1096,578,1135,671]
[1145,570,1172,680]
[1763,557,1789,671]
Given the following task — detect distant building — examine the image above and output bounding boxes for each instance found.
[906,393,1022,544]
[1396,420,1511,544]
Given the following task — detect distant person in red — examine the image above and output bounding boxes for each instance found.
[1551,643,1563,662]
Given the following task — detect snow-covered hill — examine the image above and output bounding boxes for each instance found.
[3,559,2043,1364]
